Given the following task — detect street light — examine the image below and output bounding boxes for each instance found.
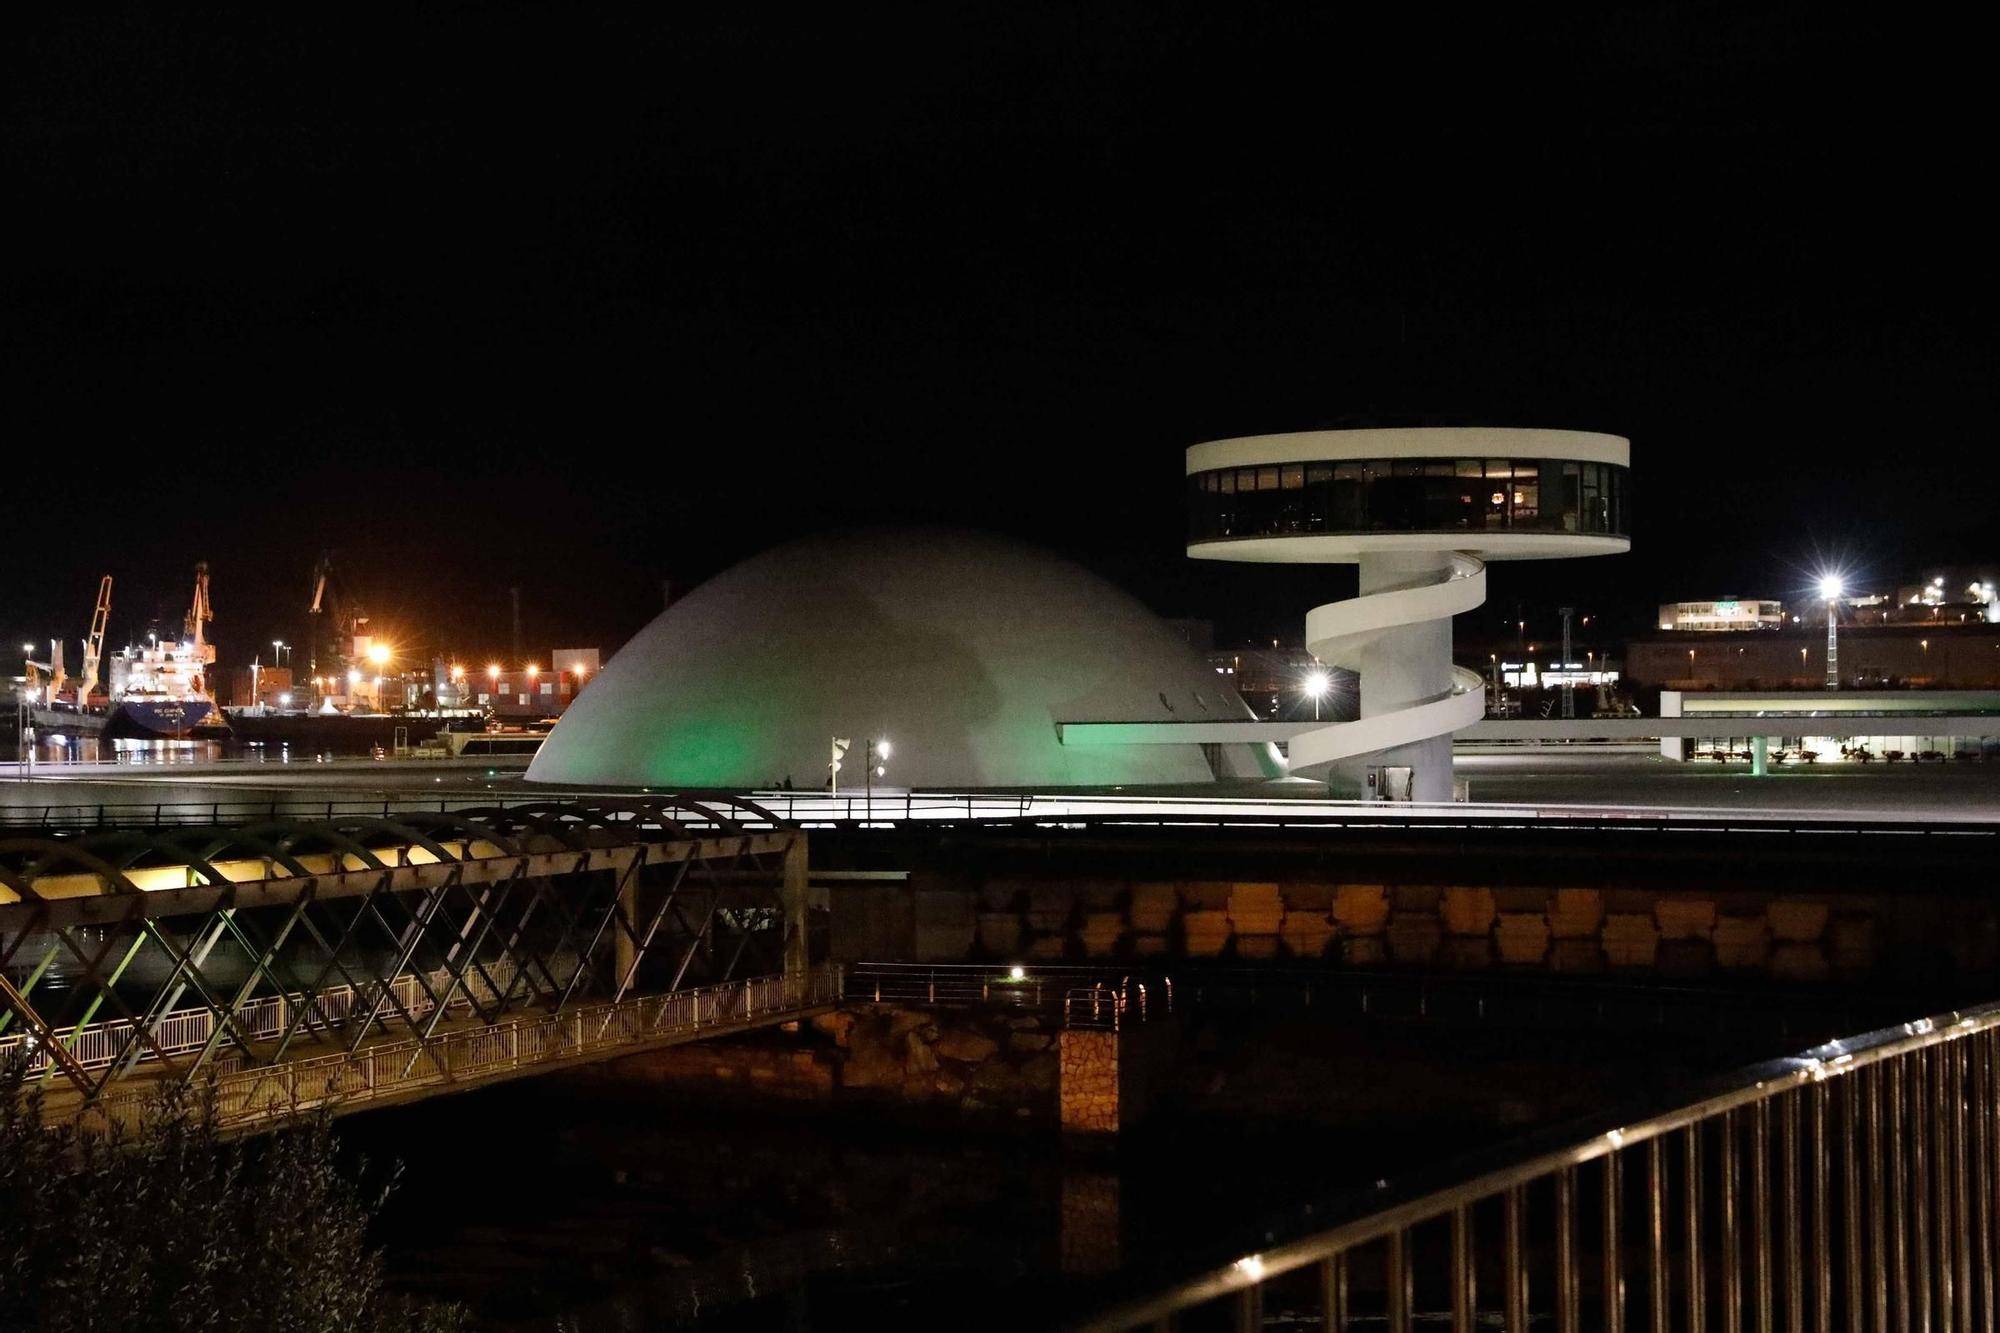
[1303,669,1330,721]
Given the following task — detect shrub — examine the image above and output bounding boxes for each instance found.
[0,1061,464,1333]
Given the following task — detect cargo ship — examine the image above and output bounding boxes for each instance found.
[104,563,230,739]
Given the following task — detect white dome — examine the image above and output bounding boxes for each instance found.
[527,528,1265,789]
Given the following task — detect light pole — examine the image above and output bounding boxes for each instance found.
[1559,606,1575,719]
[865,737,890,819]
[829,737,850,796]
[1819,575,1844,690]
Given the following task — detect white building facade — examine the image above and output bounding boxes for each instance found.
[1186,427,1631,800]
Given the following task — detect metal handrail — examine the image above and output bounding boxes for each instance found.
[80,964,843,1131]
[0,957,536,1074]
[1080,996,2000,1330]
[7,788,2000,836]
[842,963,1170,1029]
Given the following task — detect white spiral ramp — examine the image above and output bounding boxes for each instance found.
[1285,552,1488,797]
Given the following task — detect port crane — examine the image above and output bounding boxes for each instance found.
[308,552,365,679]
[75,576,111,704]
[23,641,63,702]
[23,576,111,708]
[184,563,216,694]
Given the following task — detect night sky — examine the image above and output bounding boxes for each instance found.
[6,6,1993,666]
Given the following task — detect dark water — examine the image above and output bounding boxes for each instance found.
[346,1082,1159,1331]
[31,736,367,765]
[340,1012,1831,1331]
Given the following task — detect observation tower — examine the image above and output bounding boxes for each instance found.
[1187,427,1631,800]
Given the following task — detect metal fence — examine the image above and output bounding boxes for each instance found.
[842,962,1170,1030]
[8,788,2000,838]
[1081,999,2000,1332]
[0,957,534,1075]
[1062,979,1168,1031]
[84,964,842,1132]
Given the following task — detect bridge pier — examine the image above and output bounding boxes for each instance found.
[784,832,810,977]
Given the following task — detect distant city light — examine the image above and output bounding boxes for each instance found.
[346,668,362,686]
[278,692,292,706]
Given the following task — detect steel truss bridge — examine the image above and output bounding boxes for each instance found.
[0,797,831,1132]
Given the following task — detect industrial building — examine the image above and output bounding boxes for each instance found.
[1627,620,2000,691]
[1658,689,2000,764]
[1657,598,1787,632]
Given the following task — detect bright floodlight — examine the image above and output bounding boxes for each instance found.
[1818,575,1844,600]
[876,738,891,758]
[366,642,392,666]
[1304,670,1331,698]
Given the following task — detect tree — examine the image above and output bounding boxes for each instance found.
[0,1062,463,1333]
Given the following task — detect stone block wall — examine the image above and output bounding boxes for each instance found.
[1058,1029,1119,1135]
[884,876,2000,984]
[593,1003,1061,1125]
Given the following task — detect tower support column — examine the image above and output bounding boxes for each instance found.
[1350,552,1458,802]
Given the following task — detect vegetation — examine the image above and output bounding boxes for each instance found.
[0,1063,464,1333]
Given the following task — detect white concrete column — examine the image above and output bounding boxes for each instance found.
[1352,551,1457,802]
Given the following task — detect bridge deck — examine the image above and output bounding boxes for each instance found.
[34,966,839,1134]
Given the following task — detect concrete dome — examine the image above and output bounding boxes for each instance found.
[527,528,1267,789]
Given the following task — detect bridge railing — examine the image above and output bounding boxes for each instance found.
[0,957,535,1075]
[1062,980,1168,1031]
[83,963,842,1131]
[12,788,2000,838]
[1080,998,2000,1332]
[843,962,1171,1029]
